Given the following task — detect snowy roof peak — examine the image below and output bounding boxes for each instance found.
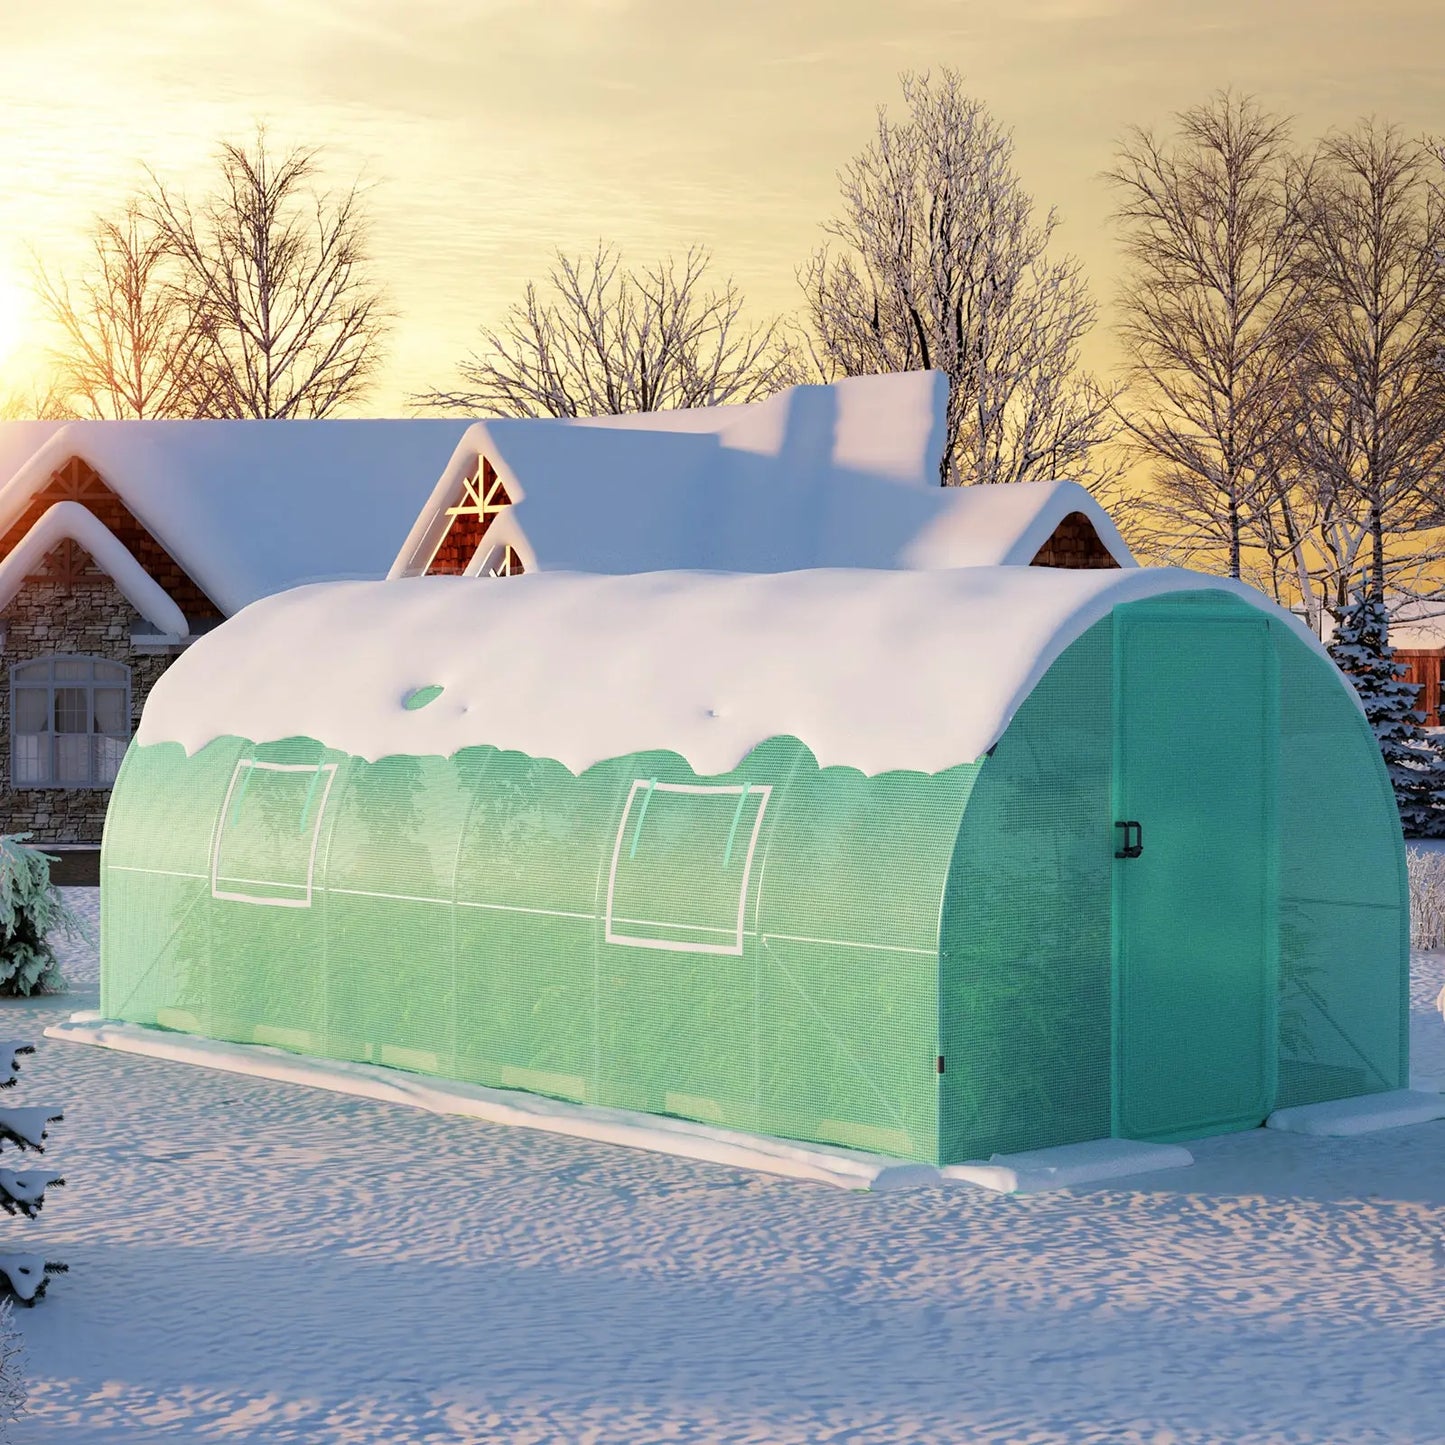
[0,502,188,635]
[902,480,1136,569]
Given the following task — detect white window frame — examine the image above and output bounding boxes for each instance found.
[604,780,771,955]
[209,759,337,908]
[9,654,131,789]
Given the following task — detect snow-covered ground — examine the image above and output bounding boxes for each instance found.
[6,888,1445,1444]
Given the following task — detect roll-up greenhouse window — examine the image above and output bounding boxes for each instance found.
[604,780,770,954]
[210,759,337,907]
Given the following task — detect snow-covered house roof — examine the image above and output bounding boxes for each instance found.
[391,371,954,579]
[0,420,472,630]
[137,566,1332,776]
[390,371,1129,579]
[900,480,1135,568]
[570,370,950,488]
[393,418,727,578]
[3,500,188,636]
[0,420,69,482]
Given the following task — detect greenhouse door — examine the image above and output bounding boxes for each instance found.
[1112,607,1277,1142]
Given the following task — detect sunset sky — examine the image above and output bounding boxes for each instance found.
[1,0,1441,415]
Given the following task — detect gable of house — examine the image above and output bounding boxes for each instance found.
[0,419,474,848]
[1029,511,1124,569]
[0,496,193,846]
[0,455,224,627]
[394,419,722,580]
[424,456,520,576]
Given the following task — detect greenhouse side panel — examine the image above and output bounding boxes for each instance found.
[101,733,977,1165]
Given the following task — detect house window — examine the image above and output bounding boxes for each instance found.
[9,656,131,788]
[479,542,525,578]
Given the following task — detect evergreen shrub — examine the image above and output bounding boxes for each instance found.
[0,836,83,997]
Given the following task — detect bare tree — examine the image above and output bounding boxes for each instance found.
[801,68,1122,487]
[0,376,74,421]
[1286,120,1445,613]
[31,201,214,419]
[1177,122,1445,637]
[1104,90,1319,580]
[413,243,798,417]
[145,127,388,418]
[1243,422,1361,630]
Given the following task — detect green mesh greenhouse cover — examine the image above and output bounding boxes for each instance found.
[100,580,1408,1166]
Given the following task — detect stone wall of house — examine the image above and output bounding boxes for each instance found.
[1,556,182,846]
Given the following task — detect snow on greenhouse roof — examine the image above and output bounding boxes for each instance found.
[0,419,472,615]
[135,567,1339,776]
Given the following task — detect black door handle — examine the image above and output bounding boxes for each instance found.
[1115,820,1143,859]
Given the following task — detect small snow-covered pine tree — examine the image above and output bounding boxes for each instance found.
[0,835,83,996]
[1328,587,1445,836]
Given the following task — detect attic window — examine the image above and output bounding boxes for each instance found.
[1029,512,1121,569]
[426,456,512,576]
[481,543,524,578]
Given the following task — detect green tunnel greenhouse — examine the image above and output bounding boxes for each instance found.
[99,567,1409,1167]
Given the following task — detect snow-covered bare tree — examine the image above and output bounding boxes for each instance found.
[413,243,798,417]
[1104,90,1318,579]
[1283,121,1445,610]
[1253,333,1445,635]
[32,201,216,419]
[800,68,1122,487]
[145,127,389,418]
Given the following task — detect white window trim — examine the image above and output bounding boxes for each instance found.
[603,780,772,955]
[209,759,337,908]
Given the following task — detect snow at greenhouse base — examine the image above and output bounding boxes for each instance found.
[10,890,1445,1444]
[42,1012,1445,1192]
